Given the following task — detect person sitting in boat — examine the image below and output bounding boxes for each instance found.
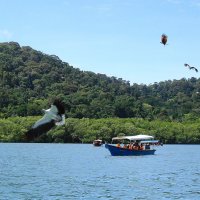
[116,143,121,148]
[139,144,144,150]
[133,142,139,150]
[123,144,127,148]
[129,143,133,149]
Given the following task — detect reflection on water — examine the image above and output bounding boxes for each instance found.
[0,144,200,199]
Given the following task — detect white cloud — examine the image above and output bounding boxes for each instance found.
[0,29,13,39]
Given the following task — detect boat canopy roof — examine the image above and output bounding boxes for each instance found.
[140,140,159,144]
[112,134,154,141]
[94,139,102,142]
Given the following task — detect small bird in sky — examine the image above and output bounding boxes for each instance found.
[160,34,168,45]
[26,99,65,141]
[184,63,198,72]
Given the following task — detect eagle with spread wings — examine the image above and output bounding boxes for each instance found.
[26,99,65,141]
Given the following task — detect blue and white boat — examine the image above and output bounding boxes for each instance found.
[105,135,162,156]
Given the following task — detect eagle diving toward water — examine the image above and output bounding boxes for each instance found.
[26,99,65,141]
[184,63,198,72]
[160,34,168,45]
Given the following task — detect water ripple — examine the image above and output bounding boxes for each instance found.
[0,144,200,199]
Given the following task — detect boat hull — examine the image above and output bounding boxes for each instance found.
[105,144,156,156]
[93,143,103,147]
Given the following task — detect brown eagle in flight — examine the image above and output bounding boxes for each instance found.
[160,34,168,45]
[184,63,198,72]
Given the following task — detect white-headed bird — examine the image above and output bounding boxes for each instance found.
[26,99,65,141]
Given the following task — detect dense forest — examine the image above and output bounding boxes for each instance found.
[1,117,200,144]
[1,42,200,143]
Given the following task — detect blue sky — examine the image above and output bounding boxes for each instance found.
[1,0,200,85]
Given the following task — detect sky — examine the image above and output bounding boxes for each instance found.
[1,0,200,85]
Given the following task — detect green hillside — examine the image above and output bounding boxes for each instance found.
[1,42,200,143]
[1,42,200,121]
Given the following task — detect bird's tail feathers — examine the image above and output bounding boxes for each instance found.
[55,115,65,126]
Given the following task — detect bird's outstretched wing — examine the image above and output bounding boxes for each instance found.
[26,120,55,141]
[184,63,190,67]
[192,67,198,72]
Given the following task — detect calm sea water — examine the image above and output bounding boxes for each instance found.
[0,143,199,200]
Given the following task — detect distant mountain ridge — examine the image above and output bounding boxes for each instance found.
[1,41,200,120]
